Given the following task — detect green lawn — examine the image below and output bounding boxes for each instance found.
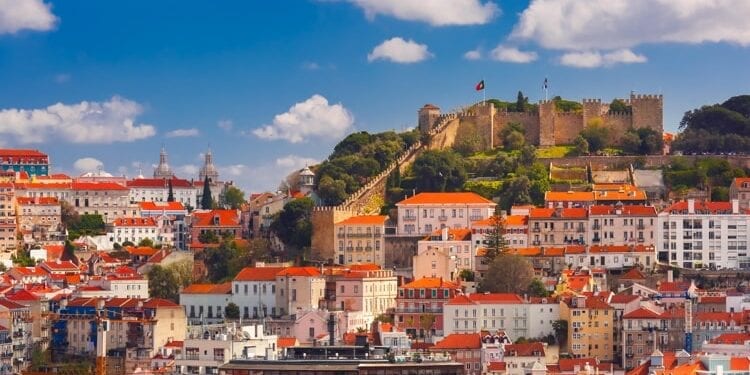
[536,146,574,158]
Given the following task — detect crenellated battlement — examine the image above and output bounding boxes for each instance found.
[582,99,602,104]
[607,111,632,118]
[631,94,663,100]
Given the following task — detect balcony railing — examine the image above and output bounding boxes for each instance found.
[395,308,443,314]
[576,227,586,233]
[438,215,448,221]
[638,238,645,243]
[592,224,601,230]
[637,223,646,230]
[469,215,483,221]
[532,240,541,246]
[592,237,601,243]
[403,216,417,222]
[532,227,541,232]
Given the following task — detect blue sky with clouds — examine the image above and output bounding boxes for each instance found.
[1,0,749,192]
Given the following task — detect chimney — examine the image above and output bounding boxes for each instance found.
[732,199,739,214]
[687,199,695,214]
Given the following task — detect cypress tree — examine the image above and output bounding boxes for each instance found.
[201,175,213,209]
[167,179,175,202]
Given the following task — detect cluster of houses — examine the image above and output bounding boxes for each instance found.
[2,147,750,375]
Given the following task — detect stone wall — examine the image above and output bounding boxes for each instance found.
[384,236,419,268]
[310,207,355,262]
[602,112,633,145]
[427,117,462,150]
[542,155,750,170]
[554,112,585,145]
[538,101,556,146]
[630,94,663,132]
[493,112,541,148]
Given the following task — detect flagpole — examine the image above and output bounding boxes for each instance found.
[483,77,486,105]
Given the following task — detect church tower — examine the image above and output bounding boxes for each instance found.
[153,146,173,178]
[199,148,220,183]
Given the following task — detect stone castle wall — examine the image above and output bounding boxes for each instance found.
[493,111,540,147]
[630,95,664,133]
[310,207,355,263]
[602,112,633,144]
[554,111,585,145]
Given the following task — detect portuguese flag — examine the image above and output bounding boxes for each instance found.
[475,80,485,91]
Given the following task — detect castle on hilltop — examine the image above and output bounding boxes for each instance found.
[419,93,663,148]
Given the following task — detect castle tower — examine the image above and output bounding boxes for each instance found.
[581,99,605,127]
[630,94,664,133]
[299,166,315,195]
[538,100,556,146]
[153,147,173,178]
[418,104,441,133]
[199,148,220,183]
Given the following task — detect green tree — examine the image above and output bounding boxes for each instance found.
[122,240,135,247]
[61,240,77,263]
[147,265,180,302]
[504,130,526,151]
[515,91,528,112]
[225,302,240,319]
[609,99,631,113]
[498,176,532,210]
[519,145,537,166]
[167,259,194,288]
[138,238,154,248]
[411,150,467,192]
[552,319,568,346]
[201,175,213,209]
[270,197,314,254]
[479,255,534,294]
[318,175,348,206]
[579,123,609,152]
[574,135,589,155]
[458,269,475,282]
[527,278,550,297]
[483,215,508,262]
[198,231,220,244]
[222,186,246,209]
[167,179,175,202]
[68,214,105,239]
[60,200,79,230]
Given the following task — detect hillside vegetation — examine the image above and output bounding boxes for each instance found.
[673,95,750,153]
[314,130,419,206]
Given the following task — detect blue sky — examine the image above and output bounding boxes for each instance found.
[1,0,749,192]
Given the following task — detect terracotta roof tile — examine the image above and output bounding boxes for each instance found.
[72,182,128,191]
[191,209,240,227]
[545,191,594,201]
[336,215,387,225]
[620,268,647,280]
[529,208,588,219]
[432,333,482,350]
[277,267,321,277]
[397,192,495,205]
[277,337,297,348]
[447,293,523,305]
[589,205,657,216]
[138,201,186,211]
[113,217,157,227]
[400,277,460,290]
[503,342,546,357]
[234,267,285,282]
[181,282,232,294]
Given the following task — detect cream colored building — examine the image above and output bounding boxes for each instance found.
[332,267,397,316]
[275,267,326,317]
[560,295,614,361]
[0,183,17,253]
[396,192,496,236]
[333,215,387,266]
[71,181,139,223]
[15,196,62,245]
[414,228,473,281]
[588,204,657,247]
[529,208,588,247]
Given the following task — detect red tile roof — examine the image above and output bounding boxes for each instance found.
[472,215,528,227]
[234,267,285,282]
[113,217,157,227]
[15,197,59,205]
[41,260,80,270]
[624,307,662,319]
[431,333,482,350]
[589,245,651,254]
[545,191,595,202]
[620,268,647,280]
[695,311,743,324]
[487,362,506,371]
[44,245,64,261]
[0,149,47,158]
[657,281,692,293]
[276,267,321,277]
[426,228,472,241]
[5,289,40,302]
[503,342,546,357]
[277,337,298,348]
[664,201,740,214]
[72,182,128,191]
[710,332,750,344]
[142,298,180,308]
[191,209,240,227]
[336,215,387,225]
[398,192,495,205]
[400,277,460,290]
[348,264,381,271]
[589,205,657,216]
[125,246,158,257]
[699,296,726,304]
[181,282,232,294]
[610,294,640,304]
[447,293,523,305]
[138,201,186,211]
[529,207,588,219]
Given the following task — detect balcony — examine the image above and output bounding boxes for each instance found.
[469,215,483,221]
[638,238,645,243]
[592,237,601,243]
[395,307,443,314]
[365,246,373,251]
[337,233,346,238]
[348,232,373,238]
[637,223,646,230]
[0,352,11,359]
[355,246,363,251]
[593,224,601,230]
[345,246,354,251]
[373,232,382,238]
[403,216,417,222]
[532,227,541,233]
[438,215,448,221]
[532,240,541,246]
[576,227,586,233]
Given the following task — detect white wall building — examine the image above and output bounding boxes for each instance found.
[589,204,658,247]
[396,192,496,236]
[180,283,233,324]
[657,200,750,270]
[127,177,198,209]
[231,267,283,319]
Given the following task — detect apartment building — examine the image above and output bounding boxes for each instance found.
[231,267,284,319]
[71,182,137,223]
[127,177,198,208]
[621,306,685,369]
[471,215,529,249]
[414,228,473,281]
[329,267,397,317]
[528,208,587,247]
[0,183,17,253]
[560,295,614,361]
[657,200,750,270]
[274,267,326,317]
[396,192,496,236]
[589,204,657,247]
[180,283,233,324]
[333,215,386,266]
[394,277,460,340]
[729,177,750,211]
[15,196,62,245]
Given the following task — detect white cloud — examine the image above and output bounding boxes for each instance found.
[348,0,499,26]
[0,96,156,144]
[54,73,70,84]
[73,157,103,173]
[368,37,432,64]
[165,128,199,138]
[0,0,57,34]
[490,45,538,63]
[275,155,318,169]
[302,61,320,70]
[252,94,354,143]
[560,49,647,68]
[463,49,482,60]
[175,164,199,177]
[217,119,233,131]
[512,0,750,50]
